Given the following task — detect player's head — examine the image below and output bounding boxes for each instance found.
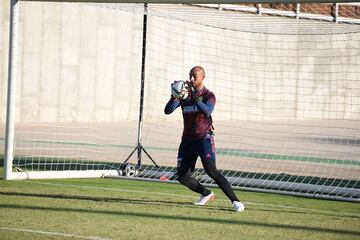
[189,66,205,89]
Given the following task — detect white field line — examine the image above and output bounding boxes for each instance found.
[29,181,359,217]
[0,227,111,240]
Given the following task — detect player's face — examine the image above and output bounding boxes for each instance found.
[189,69,205,89]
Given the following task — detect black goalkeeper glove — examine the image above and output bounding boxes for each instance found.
[185,81,201,102]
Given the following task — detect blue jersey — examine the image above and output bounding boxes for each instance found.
[165,87,216,140]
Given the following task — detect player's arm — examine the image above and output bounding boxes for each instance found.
[185,81,215,117]
[195,100,214,118]
[164,97,181,114]
[165,80,186,114]
[192,90,216,117]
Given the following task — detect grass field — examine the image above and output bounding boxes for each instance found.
[0,168,359,240]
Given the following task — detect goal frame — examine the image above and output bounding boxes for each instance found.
[3,0,359,188]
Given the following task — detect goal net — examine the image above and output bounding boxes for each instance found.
[1,1,359,201]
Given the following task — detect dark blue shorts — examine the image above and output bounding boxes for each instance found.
[177,134,216,172]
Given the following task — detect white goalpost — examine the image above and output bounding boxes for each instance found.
[1,0,359,202]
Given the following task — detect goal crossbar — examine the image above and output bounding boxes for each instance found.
[17,0,360,4]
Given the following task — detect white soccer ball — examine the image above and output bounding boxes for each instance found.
[124,164,138,177]
[171,80,188,99]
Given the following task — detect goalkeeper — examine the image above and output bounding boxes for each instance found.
[164,66,244,212]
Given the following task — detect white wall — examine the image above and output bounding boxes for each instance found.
[0,0,9,124]
[1,2,144,123]
[0,2,359,124]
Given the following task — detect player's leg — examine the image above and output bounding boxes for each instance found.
[177,157,209,195]
[201,157,238,202]
[177,140,213,203]
[200,135,244,211]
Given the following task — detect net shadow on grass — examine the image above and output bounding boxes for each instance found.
[0,202,359,237]
[248,208,360,219]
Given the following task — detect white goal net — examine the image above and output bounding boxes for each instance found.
[1,1,359,201]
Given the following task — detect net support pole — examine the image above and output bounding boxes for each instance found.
[123,3,159,169]
[296,3,300,19]
[333,3,339,22]
[4,0,19,180]
[137,2,148,167]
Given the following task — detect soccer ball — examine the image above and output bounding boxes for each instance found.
[124,163,139,177]
[171,80,188,99]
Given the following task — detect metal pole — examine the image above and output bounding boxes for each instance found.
[296,3,300,19]
[136,3,148,168]
[257,3,262,15]
[333,3,339,23]
[123,5,159,169]
[4,0,19,180]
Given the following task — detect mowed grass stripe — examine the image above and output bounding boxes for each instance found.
[26,180,360,217]
[1,177,359,240]
[0,227,111,240]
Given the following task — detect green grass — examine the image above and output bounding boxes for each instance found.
[0,169,359,240]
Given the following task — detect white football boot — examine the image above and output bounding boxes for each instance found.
[232,201,245,212]
[194,192,215,205]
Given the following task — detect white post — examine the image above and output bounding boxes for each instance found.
[333,3,339,23]
[257,3,262,15]
[4,0,19,180]
[296,3,300,19]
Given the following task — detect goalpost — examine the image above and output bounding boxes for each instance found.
[1,0,359,202]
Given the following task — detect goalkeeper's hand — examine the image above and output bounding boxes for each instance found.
[185,81,200,101]
[171,81,185,99]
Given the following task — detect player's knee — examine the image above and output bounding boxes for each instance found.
[177,169,186,182]
[204,164,221,179]
[177,175,185,185]
[177,174,190,185]
[205,169,218,179]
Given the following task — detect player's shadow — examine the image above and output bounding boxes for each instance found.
[0,191,220,211]
[0,202,359,237]
[1,191,359,219]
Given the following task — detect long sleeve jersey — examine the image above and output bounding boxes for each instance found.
[164,87,215,140]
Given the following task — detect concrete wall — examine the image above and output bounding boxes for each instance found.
[0,0,8,124]
[1,2,144,123]
[0,2,359,124]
